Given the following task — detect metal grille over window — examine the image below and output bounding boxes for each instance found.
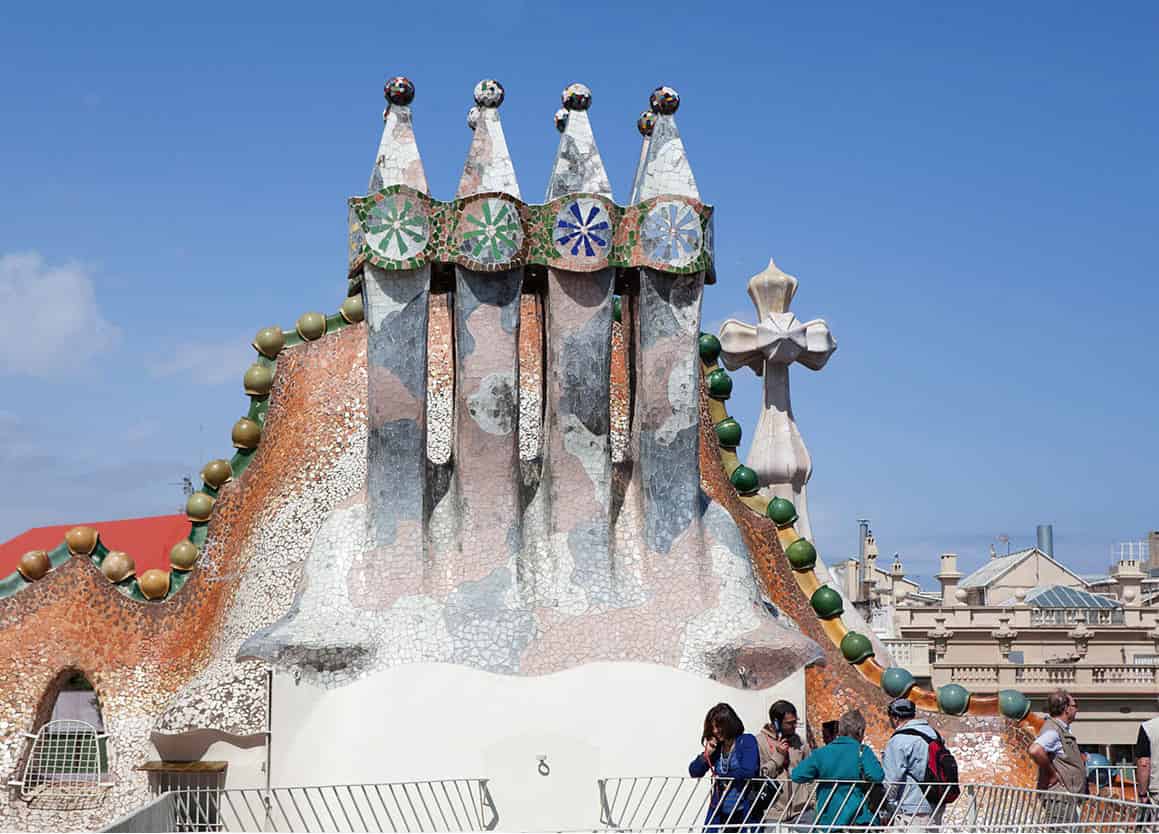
[17,719,109,800]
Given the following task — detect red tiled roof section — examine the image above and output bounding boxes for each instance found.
[0,514,188,577]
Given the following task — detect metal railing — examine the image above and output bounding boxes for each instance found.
[596,776,1159,832]
[102,780,498,832]
[1091,766,1140,802]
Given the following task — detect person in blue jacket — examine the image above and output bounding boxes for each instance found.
[689,703,761,830]
[790,708,885,830]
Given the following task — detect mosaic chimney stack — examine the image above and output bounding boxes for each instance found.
[231,78,821,688]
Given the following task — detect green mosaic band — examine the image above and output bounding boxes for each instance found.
[349,186,715,277]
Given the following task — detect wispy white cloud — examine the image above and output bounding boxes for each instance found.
[0,252,120,376]
[149,337,253,386]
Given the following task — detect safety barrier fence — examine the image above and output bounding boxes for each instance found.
[596,776,1159,832]
[102,779,499,832]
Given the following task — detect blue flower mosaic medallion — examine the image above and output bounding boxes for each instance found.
[641,200,702,268]
[364,194,429,261]
[459,198,523,265]
[554,198,611,260]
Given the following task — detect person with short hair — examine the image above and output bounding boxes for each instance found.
[689,703,761,830]
[822,720,840,746]
[791,708,884,829]
[754,699,813,825]
[1028,690,1086,824]
[1136,704,1159,808]
[882,698,941,830]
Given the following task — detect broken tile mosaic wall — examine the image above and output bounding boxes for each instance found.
[0,76,1042,830]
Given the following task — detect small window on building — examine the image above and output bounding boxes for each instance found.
[17,672,110,804]
[1134,654,1159,666]
[1007,651,1025,665]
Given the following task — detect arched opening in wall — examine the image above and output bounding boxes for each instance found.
[15,669,110,808]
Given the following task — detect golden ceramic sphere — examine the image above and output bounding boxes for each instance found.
[252,326,285,359]
[200,459,233,489]
[18,550,51,581]
[170,540,199,571]
[296,312,327,341]
[340,295,365,324]
[64,526,99,556]
[243,364,274,397]
[138,569,170,600]
[100,551,135,583]
[185,492,214,522]
[231,418,261,449]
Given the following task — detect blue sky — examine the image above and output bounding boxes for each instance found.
[1,3,1156,584]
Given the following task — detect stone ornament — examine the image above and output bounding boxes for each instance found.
[138,569,171,600]
[637,110,656,136]
[473,78,505,108]
[100,551,135,583]
[718,258,836,539]
[64,526,99,556]
[201,459,233,489]
[169,540,199,571]
[18,550,51,581]
[252,326,285,359]
[383,75,415,106]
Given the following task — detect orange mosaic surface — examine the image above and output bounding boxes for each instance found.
[0,324,366,828]
[0,294,1038,829]
[694,389,1038,787]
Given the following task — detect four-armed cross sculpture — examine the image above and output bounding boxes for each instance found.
[718,258,836,540]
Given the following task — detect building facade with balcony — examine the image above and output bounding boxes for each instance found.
[881,547,1159,762]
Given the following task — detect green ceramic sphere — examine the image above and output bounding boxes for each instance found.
[296,312,327,341]
[840,631,874,664]
[881,667,916,698]
[613,296,622,323]
[766,496,798,526]
[243,363,274,397]
[232,418,262,449]
[998,689,1030,721]
[729,465,759,495]
[698,332,722,364]
[785,538,817,571]
[937,683,971,716]
[340,294,365,324]
[714,418,742,448]
[185,492,214,523]
[252,327,285,359]
[170,539,200,571]
[706,369,732,399]
[810,585,844,619]
[200,459,233,490]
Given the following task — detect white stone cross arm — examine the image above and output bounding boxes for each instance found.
[713,257,836,541]
[718,258,836,375]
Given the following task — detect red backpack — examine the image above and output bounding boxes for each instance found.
[893,728,961,805]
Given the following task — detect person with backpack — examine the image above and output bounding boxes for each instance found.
[882,698,957,830]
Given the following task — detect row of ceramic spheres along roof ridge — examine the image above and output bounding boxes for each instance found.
[12,297,369,600]
[699,331,1033,724]
[394,75,676,153]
